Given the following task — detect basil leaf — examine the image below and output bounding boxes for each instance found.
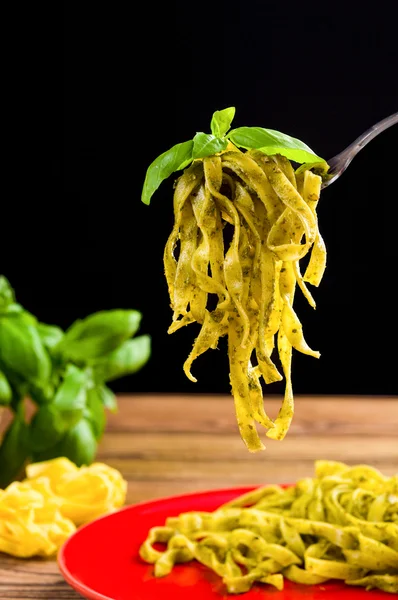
[53,364,90,426]
[141,140,194,205]
[92,335,151,383]
[32,419,97,467]
[2,304,38,325]
[210,107,235,138]
[7,386,25,413]
[0,317,51,386]
[0,302,22,317]
[97,384,117,412]
[0,276,15,309]
[57,419,97,467]
[29,404,66,452]
[0,404,30,488]
[192,133,228,159]
[85,388,106,440]
[37,323,64,349]
[228,127,326,165]
[27,381,55,405]
[0,370,12,405]
[56,310,142,362]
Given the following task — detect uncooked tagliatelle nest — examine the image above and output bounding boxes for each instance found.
[163,146,327,450]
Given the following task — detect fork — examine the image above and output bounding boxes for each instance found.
[322,111,398,188]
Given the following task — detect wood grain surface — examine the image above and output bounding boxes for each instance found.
[0,394,397,599]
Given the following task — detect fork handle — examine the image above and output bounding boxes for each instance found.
[324,111,398,187]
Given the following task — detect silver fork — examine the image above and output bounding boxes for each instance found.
[322,111,398,188]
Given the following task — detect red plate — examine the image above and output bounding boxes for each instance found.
[58,486,390,600]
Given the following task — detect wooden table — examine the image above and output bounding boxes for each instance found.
[1,394,397,599]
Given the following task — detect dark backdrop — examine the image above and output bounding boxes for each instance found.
[3,2,397,395]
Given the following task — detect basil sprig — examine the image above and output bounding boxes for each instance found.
[141,106,328,205]
[0,275,151,487]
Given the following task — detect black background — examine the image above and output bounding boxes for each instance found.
[3,2,397,395]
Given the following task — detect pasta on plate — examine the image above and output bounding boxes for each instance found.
[140,461,398,594]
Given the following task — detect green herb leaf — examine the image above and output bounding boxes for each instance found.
[0,370,12,405]
[1,303,38,325]
[210,107,236,138]
[8,387,24,413]
[192,133,228,159]
[92,335,151,383]
[53,365,90,426]
[97,384,117,412]
[29,404,67,452]
[56,310,142,362]
[85,388,106,440]
[0,317,51,386]
[141,140,194,205]
[62,419,97,466]
[0,403,30,488]
[25,381,54,406]
[37,323,64,349]
[60,420,97,466]
[32,419,97,467]
[228,127,326,165]
[0,276,15,309]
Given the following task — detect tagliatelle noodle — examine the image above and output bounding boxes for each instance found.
[164,145,327,448]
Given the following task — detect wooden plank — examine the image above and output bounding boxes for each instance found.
[2,396,397,436]
[0,555,81,599]
[105,395,398,435]
[97,432,398,462]
[105,456,397,485]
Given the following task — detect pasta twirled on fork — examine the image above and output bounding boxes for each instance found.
[164,147,326,449]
